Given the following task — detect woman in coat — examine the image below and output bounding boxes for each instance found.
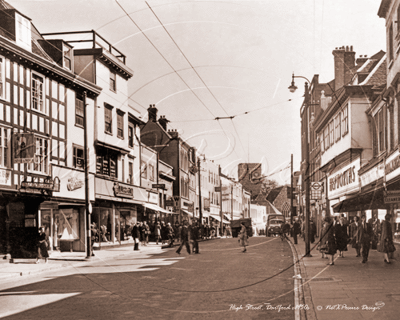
[335,216,348,257]
[155,222,161,245]
[323,217,336,265]
[36,226,49,264]
[238,222,248,252]
[378,213,396,264]
[349,216,361,257]
[131,222,140,251]
[319,219,329,259]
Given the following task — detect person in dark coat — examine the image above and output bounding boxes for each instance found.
[356,215,373,263]
[161,222,167,244]
[238,221,248,252]
[368,214,381,250]
[309,220,317,244]
[176,220,191,255]
[324,217,336,265]
[191,221,200,254]
[319,219,329,259]
[334,216,348,257]
[378,213,396,264]
[292,219,301,244]
[131,222,140,251]
[36,226,49,264]
[90,222,97,257]
[349,216,360,257]
[140,222,147,246]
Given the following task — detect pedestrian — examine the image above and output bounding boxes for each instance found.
[334,216,348,257]
[210,224,215,239]
[155,221,161,245]
[324,216,337,265]
[204,224,209,240]
[293,218,301,245]
[368,213,381,250]
[174,222,180,243]
[309,220,316,243]
[140,222,146,246]
[349,216,361,257]
[90,222,97,257]
[132,222,140,251]
[238,221,248,252]
[378,213,396,264]
[144,221,150,244]
[318,218,329,259]
[191,221,200,254]
[356,215,373,263]
[176,220,191,255]
[36,226,49,264]
[167,222,174,247]
[281,221,290,241]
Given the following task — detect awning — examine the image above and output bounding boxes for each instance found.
[182,209,193,217]
[210,214,221,221]
[94,140,130,154]
[224,214,231,220]
[143,203,170,214]
[332,188,386,213]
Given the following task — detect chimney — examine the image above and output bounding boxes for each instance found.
[168,129,179,138]
[332,46,355,90]
[147,104,158,122]
[356,54,368,67]
[158,115,170,131]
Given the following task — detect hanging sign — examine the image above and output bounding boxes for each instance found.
[13,133,35,163]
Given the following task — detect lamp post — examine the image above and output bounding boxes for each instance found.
[289,73,312,258]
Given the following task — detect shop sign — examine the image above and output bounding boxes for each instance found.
[360,162,384,188]
[310,182,322,200]
[152,183,165,189]
[148,192,158,204]
[13,133,35,163]
[386,151,400,182]
[328,159,360,199]
[67,177,84,191]
[21,176,60,192]
[384,191,400,204]
[0,168,11,186]
[113,182,134,198]
[165,199,174,207]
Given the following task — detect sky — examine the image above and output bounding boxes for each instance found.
[9,0,387,184]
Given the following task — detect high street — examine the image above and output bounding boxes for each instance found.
[0,237,296,320]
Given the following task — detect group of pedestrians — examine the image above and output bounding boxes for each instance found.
[318,213,396,265]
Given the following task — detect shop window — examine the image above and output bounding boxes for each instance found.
[73,145,84,170]
[149,163,155,181]
[141,160,147,179]
[57,208,80,240]
[28,136,48,174]
[110,71,116,92]
[117,110,124,139]
[96,149,118,178]
[104,104,113,134]
[0,127,9,168]
[32,73,45,113]
[75,96,84,127]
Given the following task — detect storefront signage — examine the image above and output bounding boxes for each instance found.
[152,183,165,189]
[165,199,174,207]
[0,168,11,186]
[21,176,60,192]
[386,150,400,182]
[13,133,35,163]
[328,159,360,199]
[360,162,384,188]
[113,182,134,198]
[311,182,322,200]
[67,177,84,191]
[384,190,400,204]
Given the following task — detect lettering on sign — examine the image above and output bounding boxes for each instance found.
[329,166,356,192]
[67,177,84,191]
[385,155,400,175]
[113,182,134,198]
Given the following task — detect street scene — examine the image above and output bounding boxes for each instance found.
[1,0,400,319]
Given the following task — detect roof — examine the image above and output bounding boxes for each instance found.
[266,186,284,202]
[0,0,15,10]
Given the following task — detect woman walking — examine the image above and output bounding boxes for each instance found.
[36,227,49,264]
[155,221,161,245]
[238,222,248,252]
[319,219,329,259]
[378,213,396,264]
[132,222,140,251]
[349,216,361,257]
[335,216,348,257]
[323,217,337,265]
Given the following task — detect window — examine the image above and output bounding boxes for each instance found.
[389,104,394,151]
[96,151,118,178]
[335,113,341,142]
[128,123,134,148]
[32,74,44,113]
[149,164,154,181]
[110,71,116,92]
[324,126,330,150]
[141,160,147,179]
[104,105,113,134]
[329,120,334,146]
[75,97,84,126]
[73,146,84,170]
[378,109,384,153]
[15,13,31,51]
[117,110,124,138]
[0,127,9,167]
[0,56,4,99]
[389,22,394,62]
[128,161,133,185]
[342,106,348,136]
[30,137,48,174]
[63,44,72,71]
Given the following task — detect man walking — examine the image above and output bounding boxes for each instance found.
[176,220,191,255]
[357,215,373,263]
[191,221,200,254]
[167,222,174,247]
[293,218,301,245]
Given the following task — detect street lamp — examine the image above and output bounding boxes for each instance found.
[289,73,312,258]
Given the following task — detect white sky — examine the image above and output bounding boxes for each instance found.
[10,0,387,184]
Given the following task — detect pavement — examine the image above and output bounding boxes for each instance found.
[291,235,400,320]
[0,236,222,281]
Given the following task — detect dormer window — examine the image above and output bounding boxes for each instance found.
[15,13,31,51]
[63,44,72,71]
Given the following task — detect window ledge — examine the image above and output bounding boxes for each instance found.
[104,131,113,136]
[75,124,84,129]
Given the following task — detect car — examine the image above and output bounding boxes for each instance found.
[266,219,284,237]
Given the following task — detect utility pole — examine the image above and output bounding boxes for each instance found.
[197,157,203,227]
[83,91,92,259]
[219,165,223,235]
[291,154,294,224]
[304,84,312,257]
